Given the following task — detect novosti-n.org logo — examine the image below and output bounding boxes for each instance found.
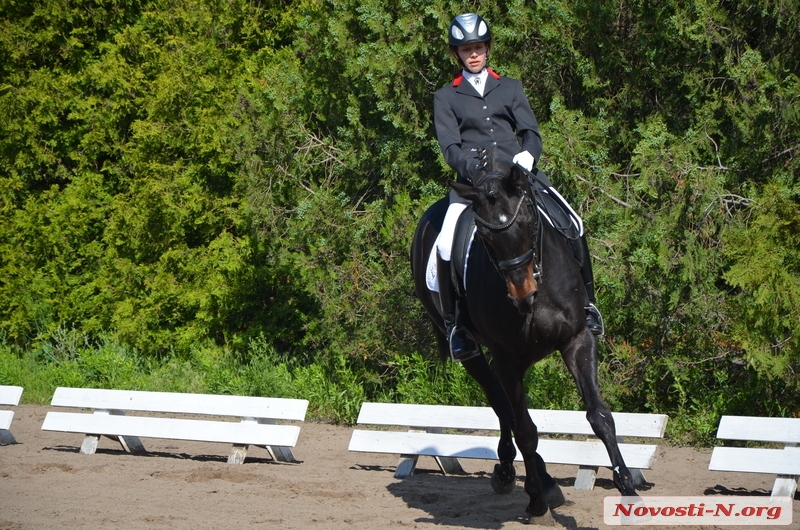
[604,496,793,526]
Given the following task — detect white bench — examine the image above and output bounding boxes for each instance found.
[348,403,667,490]
[1,385,23,445]
[41,387,308,464]
[708,415,800,498]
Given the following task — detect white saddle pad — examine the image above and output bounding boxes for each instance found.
[425,249,439,292]
[426,226,478,293]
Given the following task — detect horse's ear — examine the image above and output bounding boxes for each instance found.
[450,180,483,204]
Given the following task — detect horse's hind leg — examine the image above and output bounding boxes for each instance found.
[536,452,565,509]
[560,334,637,496]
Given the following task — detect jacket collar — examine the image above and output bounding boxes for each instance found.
[452,68,501,97]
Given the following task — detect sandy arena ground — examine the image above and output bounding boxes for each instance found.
[0,404,797,529]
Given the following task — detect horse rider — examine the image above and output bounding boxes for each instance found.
[432,13,604,362]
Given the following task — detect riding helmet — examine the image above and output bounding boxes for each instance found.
[448,13,491,47]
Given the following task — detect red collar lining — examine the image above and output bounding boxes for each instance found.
[453,69,501,87]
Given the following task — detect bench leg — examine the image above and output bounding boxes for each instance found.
[426,427,464,476]
[772,443,799,498]
[395,454,419,478]
[395,455,465,477]
[79,434,144,455]
[115,434,146,454]
[266,445,298,463]
[0,429,16,445]
[79,410,146,455]
[435,456,466,475]
[228,442,298,464]
[393,427,464,478]
[394,455,465,478]
[574,465,598,490]
[772,475,798,499]
[227,418,299,464]
[228,444,248,464]
[80,434,101,455]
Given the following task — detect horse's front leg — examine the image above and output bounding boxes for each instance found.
[492,360,552,521]
[560,333,638,496]
[462,355,564,506]
[492,420,517,494]
[461,356,516,494]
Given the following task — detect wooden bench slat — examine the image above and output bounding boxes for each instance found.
[0,410,13,431]
[51,388,308,421]
[356,403,667,438]
[709,446,800,476]
[348,429,658,469]
[0,386,23,406]
[357,404,498,430]
[716,416,800,444]
[42,411,301,447]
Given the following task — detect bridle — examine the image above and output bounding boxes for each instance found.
[471,171,542,280]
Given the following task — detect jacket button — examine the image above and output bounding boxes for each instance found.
[482,106,487,110]
[485,117,490,121]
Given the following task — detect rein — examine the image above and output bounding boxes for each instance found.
[473,192,526,230]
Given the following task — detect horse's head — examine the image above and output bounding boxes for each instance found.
[451,148,540,314]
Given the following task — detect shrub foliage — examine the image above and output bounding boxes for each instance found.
[1,0,798,438]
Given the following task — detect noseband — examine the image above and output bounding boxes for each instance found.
[471,172,542,279]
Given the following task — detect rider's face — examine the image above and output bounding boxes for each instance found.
[457,41,488,74]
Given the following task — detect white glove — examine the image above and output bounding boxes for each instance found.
[512,150,534,171]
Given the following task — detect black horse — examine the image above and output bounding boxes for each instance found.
[411,149,637,521]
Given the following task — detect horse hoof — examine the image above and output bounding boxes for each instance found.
[526,508,555,526]
[542,483,565,509]
[491,463,516,494]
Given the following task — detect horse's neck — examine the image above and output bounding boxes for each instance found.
[540,222,581,287]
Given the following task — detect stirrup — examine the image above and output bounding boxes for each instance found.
[448,327,481,363]
[585,303,605,338]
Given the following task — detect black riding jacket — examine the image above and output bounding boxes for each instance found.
[433,69,544,185]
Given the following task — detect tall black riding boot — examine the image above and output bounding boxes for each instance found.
[571,235,604,336]
[436,253,479,362]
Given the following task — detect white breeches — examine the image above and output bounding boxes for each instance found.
[435,200,469,261]
[426,191,469,292]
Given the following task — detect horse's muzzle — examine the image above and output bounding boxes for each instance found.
[505,262,539,313]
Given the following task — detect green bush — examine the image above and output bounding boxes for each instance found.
[1,0,798,443]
